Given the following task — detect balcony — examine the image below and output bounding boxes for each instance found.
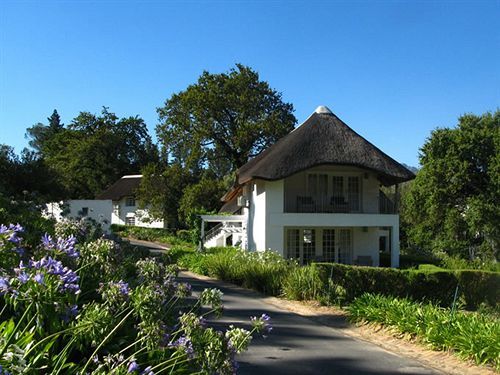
[283,190,396,214]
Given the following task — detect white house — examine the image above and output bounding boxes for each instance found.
[45,199,113,232]
[96,175,165,229]
[201,106,415,268]
[45,175,165,231]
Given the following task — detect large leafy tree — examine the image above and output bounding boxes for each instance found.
[140,65,296,228]
[34,108,158,199]
[156,64,296,177]
[402,111,499,260]
[137,163,195,229]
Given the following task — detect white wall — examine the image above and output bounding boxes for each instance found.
[265,180,284,254]
[247,180,267,251]
[352,227,379,266]
[111,199,164,228]
[45,200,113,233]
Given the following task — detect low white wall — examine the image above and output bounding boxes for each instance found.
[45,200,113,233]
[111,199,165,228]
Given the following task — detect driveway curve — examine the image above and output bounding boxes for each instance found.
[178,271,443,375]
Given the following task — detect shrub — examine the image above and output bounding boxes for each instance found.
[348,294,500,369]
[282,265,322,301]
[0,221,271,374]
[315,262,499,309]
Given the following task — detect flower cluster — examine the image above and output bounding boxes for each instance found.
[98,280,130,306]
[168,335,195,359]
[91,354,154,375]
[200,288,224,316]
[225,326,252,354]
[251,313,273,335]
[0,223,24,256]
[41,233,79,258]
[28,257,80,294]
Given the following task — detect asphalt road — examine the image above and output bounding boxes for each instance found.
[127,238,168,253]
[178,271,443,375]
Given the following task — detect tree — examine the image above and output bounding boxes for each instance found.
[156,64,296,177]
[137,163,194,229]
[402,111,499,260]
[25,109,64,154]
[178,176,228,225]
[40,107,159,198]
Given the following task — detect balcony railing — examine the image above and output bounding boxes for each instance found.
[283,191,396,214]
[284,194,361,213]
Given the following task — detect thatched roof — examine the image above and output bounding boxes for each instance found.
[96,175,142,200]
[237,106,415,187]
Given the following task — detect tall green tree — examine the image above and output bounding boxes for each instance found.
[39,108,158,198]
[402,111,500,260]
[25,109,64,154]
[156,64,296,177]
[137,163,194,229]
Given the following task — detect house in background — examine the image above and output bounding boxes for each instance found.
[45,175,165,231]
[201,106,415,268]
[96,175,165,228]
[45,199,113,232]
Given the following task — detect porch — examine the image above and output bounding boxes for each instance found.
[283,226,392,267]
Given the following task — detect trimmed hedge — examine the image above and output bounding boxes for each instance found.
[315,263,500,309]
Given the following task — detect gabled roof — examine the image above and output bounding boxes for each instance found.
[237,106,415,187]
[96,175,142,200]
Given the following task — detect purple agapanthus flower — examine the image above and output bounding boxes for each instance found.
[34,273,45,285]
[41,234,79,258]
[251,313,273,335]
[116,280,130,296]
[17,272,29,284]
[140,366,154,375]
[29,256,80,294]
[127,361,140,373]
[168,336,195,358]
[0,277,10,295]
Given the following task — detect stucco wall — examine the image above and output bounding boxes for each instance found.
[111,199,164,228]
[45,200,113,233]
[247,180,267,251]
[265,180,284,253]
[352,227,380,266]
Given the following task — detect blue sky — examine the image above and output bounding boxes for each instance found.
[1,0,498,167]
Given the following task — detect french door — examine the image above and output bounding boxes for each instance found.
[286,228,352,265]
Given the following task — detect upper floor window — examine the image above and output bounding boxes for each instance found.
[125,197,136,207]
[291,172,362,213]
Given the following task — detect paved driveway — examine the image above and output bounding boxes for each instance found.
[178,272,442,375]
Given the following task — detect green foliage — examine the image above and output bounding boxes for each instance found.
[0,193,54,251]
[315,263,499,309]
[136,162,194,228]
[402,110,500,261]
[36,107,158,199]
[178,176,226,225]
[179,247,292,296]
[282,265,323,301]
[156,64,296,177]
[110,224,188,246]
[0,220,266,374]
[348,294,500,369]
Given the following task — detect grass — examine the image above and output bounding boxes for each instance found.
[347,293,500,369]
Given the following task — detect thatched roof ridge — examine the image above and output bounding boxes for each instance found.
[96,175,142,200]
[237,109,415,186]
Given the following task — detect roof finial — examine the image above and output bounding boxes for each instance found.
[315,105,333,114]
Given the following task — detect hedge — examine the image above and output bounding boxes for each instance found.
[315,263,499,309]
